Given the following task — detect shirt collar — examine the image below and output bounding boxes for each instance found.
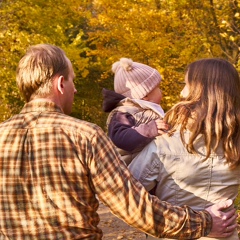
[20,100,63,114]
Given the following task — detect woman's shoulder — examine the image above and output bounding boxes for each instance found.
[154,131,188,155]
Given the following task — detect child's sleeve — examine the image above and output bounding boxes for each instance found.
[108,112,158,152]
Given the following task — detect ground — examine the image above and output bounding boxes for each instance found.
[98,201,147,240]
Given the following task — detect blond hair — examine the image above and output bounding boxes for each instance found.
[16,44,70,102]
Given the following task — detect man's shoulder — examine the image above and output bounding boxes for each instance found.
[0,112,103,138]
[57,115,107,144]
[53,113,102,134]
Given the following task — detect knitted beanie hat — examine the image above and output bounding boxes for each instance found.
[112,58,162,99]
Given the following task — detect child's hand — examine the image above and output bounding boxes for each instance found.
[155,119,169,135]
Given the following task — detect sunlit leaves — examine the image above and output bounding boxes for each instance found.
[0,0,239,127]
[0,0,92,122]
[88,0,240,112]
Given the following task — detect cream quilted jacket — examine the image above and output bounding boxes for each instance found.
[129,131,240,240]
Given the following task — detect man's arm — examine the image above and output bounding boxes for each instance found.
[86,127,237,239]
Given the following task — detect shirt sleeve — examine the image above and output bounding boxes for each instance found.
[108,112,157,152]
[88,127,212,239]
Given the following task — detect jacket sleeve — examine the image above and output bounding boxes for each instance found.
[108,111,158,152]
[128,141,160,192]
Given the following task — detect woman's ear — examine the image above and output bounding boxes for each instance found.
[57,76,64,94]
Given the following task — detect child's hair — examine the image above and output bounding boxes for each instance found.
[112,58,162,99]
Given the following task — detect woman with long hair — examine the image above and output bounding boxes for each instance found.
[129,58,240,239]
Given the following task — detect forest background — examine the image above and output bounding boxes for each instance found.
[0,0,240,232]
[0,0,239,127]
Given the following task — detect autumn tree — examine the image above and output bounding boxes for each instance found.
[0,0,103,124]
[88,0,240,112]
[0,0,239,128]
[175,0,240,68]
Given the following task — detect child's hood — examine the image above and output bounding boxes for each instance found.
[102,88,125,112]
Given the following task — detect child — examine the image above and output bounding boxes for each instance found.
[102,58,168,165]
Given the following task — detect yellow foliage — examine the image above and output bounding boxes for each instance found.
[0,0,239,127]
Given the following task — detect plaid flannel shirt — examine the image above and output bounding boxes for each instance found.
[0,100,212,239]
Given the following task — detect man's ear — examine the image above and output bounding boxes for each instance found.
[57,76,64,94]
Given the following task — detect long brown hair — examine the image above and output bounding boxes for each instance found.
[165,58,240,169]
